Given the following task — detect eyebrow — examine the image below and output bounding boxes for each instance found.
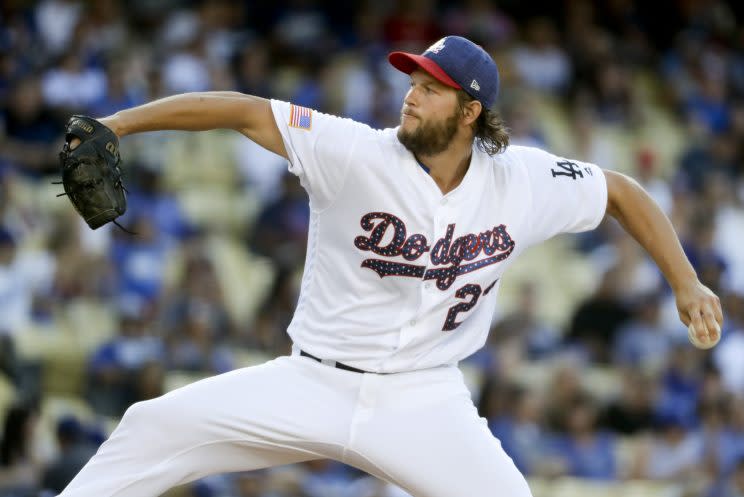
[410,72,444,89]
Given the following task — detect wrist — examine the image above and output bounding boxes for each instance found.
[99,113,125,138]
[669,270,698,293]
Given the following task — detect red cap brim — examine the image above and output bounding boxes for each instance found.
[388,52,461,89]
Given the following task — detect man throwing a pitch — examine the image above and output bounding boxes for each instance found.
[58,36,722,497]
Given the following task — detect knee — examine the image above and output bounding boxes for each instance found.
[120,398,172,433]
[120,393,201,434]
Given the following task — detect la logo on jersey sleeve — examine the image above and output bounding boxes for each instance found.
[289,104,313,130]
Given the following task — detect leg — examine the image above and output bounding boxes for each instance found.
[60,356,360,497]
[346,367,533,497]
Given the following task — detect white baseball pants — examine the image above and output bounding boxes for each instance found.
[59,354,533,497]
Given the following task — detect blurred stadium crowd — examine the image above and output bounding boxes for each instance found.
[1,0,744,496]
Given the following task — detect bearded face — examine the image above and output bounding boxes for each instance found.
[397,105,460,156]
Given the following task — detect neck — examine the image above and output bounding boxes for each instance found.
[417,138,474,194]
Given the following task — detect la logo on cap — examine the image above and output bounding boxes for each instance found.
[426,38,446,54]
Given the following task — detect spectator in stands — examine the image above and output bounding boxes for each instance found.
[511,17,571,94]
[0,79,61,175]
[656,344,704,428]
[636,411,703,480]
[110,216,172,306]
[234,42,272,99]
[489,386,546,475]
[124,167,193,243]
[166,302,234,374]
[41,49,107,112]
[698,398,737,480]
[543,364,586,433]
[679,133,738,194]
[90,62,144,120]
[40,416,97,494]
[87,305,165,417]
[545,394,617,480]
[612,292,671,371]
[565,268,631,363]
[490,280,560,360]
[599,369,657,435]
[34,0,83,56]
[0,226,56,337]
[161,246,232,341]
[48,220,113,303]
[685,74,731,135]
[593,60,638,125]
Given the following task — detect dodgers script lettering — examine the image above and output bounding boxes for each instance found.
[354,212,515,291]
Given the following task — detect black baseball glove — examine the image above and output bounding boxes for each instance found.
[57,115,127,230]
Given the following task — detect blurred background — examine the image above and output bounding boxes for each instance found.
[1,0,744,496]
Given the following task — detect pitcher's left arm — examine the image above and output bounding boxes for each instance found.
[604,170,722,347]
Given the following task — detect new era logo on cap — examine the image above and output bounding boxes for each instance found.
[388,36,500,108]
[426,39,446,54]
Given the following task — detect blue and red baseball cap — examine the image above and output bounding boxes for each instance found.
[389,36,500,108]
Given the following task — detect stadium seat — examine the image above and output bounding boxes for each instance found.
[206,236,276,327]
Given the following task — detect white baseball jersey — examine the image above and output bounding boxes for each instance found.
[271,100,607,373]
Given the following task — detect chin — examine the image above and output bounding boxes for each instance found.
[400,118,417,132]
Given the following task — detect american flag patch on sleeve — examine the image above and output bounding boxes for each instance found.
[289,104,312,130]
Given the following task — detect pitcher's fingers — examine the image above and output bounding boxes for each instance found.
[712,298,724,326]
[690,308,709,343]
[702,304,720,342]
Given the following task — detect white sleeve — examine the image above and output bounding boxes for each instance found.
[270,99,372,209]
[517,146,608,244]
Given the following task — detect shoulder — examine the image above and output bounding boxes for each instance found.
[483,145,539,180]
[270,99,385,135]
[498,145,557,165]
[490,145,578,181]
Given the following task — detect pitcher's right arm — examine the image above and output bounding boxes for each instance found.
[97,92,287,159]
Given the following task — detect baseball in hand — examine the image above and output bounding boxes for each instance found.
[688,322,721,350]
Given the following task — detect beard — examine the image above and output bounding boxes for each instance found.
[397,109,460,156]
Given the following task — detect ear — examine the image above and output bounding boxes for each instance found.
[461,100,482,126]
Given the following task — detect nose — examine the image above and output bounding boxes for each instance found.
[404,86,419,108]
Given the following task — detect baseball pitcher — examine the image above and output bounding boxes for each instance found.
[57,36,722,497]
